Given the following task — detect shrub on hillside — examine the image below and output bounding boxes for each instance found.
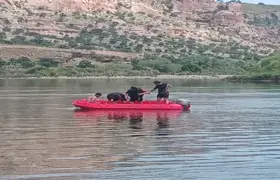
[25,31,40,36]
[12,28,25,35]
[8,57,35,68]
[131,59,148,71]
[2,27,11,32]
[37,68,57,77]
[134,44,144,52]
[0,60,6,68]
[0,32,7,40]
[39,13,47,18]
[2,18,11,25]
[252,55,280,72]
[181,63,202,73]
[57,13,67,22]
[154,64,182,73]
[77,60,94,68]
[135,57,182,73]
[57,67,79,77]
[11,36,27,44]
[25,66,45,74]
[29,36,53,47]
[39,58,60,68]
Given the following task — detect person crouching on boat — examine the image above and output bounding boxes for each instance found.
[126,86,148,102]
[88,93,102,102]
[149,81,172,103]
[107,92,126,102]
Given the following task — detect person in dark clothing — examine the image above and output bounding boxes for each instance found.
[126,86,148,102]
[107,92,126,102]
[149,81,172,103]
[137,89,145,102]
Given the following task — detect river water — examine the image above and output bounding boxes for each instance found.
[0,79,280,180]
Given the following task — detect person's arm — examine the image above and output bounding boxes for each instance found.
[150,85,158,93]
[87,96,93,102]
[107,95,113,102]
[139,89,148,95]
[125,91,130,100]
[143,89,150,93]
[92,97,100,101]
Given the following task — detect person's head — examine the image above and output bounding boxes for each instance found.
[95,93,102,98]
[130,86,138,91]
[153,81,161,85]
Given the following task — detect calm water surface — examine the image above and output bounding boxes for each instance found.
[0,79,280,180]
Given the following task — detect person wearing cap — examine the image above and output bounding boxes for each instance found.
[88,92,102,102]
[149,81,172,103]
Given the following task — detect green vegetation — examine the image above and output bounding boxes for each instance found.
[0,57,159,78]
[0,52,262,78]
[225,54,280,83]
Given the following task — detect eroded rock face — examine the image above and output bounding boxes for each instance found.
[171,0,244,26]
[174,0,216,11]
[212,3,244,26]
[2,0,119,11]
[0,0,279,56]
[170,0,217,23]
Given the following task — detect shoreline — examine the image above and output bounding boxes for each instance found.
[0,75,232,80]
[225,74,280,84]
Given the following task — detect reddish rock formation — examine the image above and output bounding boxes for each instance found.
[2,0,119,11]
[171,28,186,36]
[174,0,216,12]
[212,3,244,26]
[171,0,244,26]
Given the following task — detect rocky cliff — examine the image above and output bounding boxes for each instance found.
[0,0,280,62]
[0,0,246,25]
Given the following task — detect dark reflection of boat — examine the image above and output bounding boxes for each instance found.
[129,111,144,129]
[74,109,183,126]
[155,111,172,136]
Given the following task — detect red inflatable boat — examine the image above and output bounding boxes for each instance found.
[72,99,191,111]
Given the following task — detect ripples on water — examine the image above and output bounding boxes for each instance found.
[0,79,280,180]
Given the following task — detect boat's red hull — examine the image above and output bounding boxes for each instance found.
[72,99,191,111]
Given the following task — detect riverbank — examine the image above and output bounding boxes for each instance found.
[0,75,232,80]
[224,73,280,83]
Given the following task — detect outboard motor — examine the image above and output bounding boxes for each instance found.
[174,99,191,111]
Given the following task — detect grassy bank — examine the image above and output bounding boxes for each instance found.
[0,50,277,82]
[0,55,246,78]
[0,75,231,80]
[225,73,280,83]
[224,54,280,83]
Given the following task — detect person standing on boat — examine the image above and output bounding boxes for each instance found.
[107,92,126,102]
[126,86,148,102]
[149,81,172,103]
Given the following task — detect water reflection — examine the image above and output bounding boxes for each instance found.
[154,111,171,136]
[74,110,182,127]
[129,112,143,130]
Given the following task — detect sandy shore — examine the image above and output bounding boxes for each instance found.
[0,75,232,80]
